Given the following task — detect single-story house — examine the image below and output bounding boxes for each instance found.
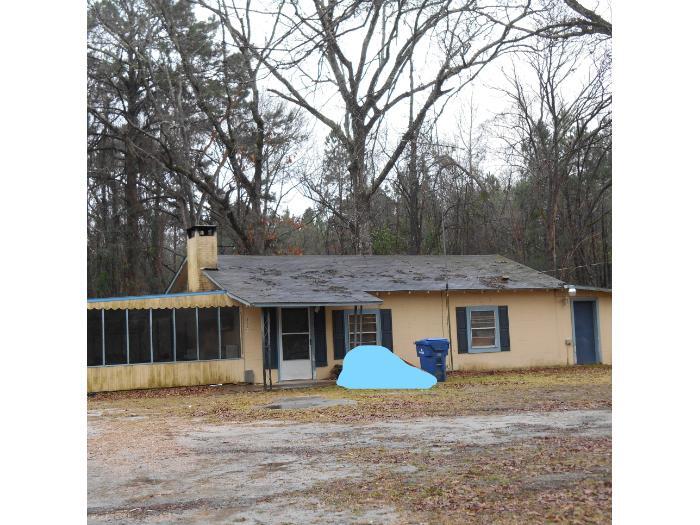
[87,225,611,392]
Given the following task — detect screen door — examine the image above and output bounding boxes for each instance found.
[278,307,312,380]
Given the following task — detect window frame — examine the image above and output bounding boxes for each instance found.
[86,306,243,367]
[467,305,502,353]
[344,309,382,350]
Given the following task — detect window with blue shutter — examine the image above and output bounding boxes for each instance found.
[456,305,510,354]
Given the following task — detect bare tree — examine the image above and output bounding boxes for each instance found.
[554,0,611,38]
[144,0,307,254]
[198,0,541,253]
[496,38,611,277]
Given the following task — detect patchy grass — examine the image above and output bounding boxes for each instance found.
[318,435,611,524]
[88,365,610,425]
[88,366,612,524]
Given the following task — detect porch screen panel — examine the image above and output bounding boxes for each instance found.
[104,310,127,365]
[175,308,198,361]
[220,307,241,359]
[198,308,219,360]
[87,310,103,366]
[152,309,174,362]
[128,310,151,363]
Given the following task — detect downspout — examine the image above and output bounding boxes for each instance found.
[440,189,455,371]
[446,285,454,371]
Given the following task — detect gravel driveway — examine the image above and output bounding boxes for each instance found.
[88,407,611,524]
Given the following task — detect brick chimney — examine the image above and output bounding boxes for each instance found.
[186,225,218,292]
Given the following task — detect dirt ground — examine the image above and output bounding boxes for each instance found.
[87,366,612,524]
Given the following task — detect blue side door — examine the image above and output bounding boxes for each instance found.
[573,301,599,364]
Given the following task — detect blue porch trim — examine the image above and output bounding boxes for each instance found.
[87,290,227,303]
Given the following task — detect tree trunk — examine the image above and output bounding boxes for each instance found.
[544,200,558,278]
[123,64,143,293]
[348,136,373,255]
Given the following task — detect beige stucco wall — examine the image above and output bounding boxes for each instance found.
[449,290,574,370]
[239,305,281,384]
[88,289,611,391]
[319,289,587,375]
[598,293,612,364]
[248,288,612,383]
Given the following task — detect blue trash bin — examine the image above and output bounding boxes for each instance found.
[415,338,449,382]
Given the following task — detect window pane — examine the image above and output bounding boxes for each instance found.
[87,310,103,366]
[348,313,378,348]
[472,328,495,338]
[220,307,241,359]
[471,310,495,328]
[281,308,308,333]
[349,314,376,331]
[359,333,377,345]
[175,309,197,361]
[128,310,151,364]
[472,336,496,347]
[104,310,127,365]
[198,308,219,360]
[152,309,174,362]
[282,333,309,360]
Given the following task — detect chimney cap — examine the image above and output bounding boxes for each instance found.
[186,224,217,238]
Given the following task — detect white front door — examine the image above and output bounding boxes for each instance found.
[278,307,313,381]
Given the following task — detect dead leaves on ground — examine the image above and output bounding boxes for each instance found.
[319,435,611,524]
[87,366,612,425]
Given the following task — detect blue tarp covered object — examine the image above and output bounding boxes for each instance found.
[337,345,437,389]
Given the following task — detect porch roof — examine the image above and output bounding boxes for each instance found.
[87,290,236,310]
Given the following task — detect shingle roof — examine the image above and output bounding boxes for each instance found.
[203,255,564,307]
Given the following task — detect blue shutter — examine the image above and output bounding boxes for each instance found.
[332,310,346,359]
[498,306,510,352]
[313,308,328,367]
[456,307,469,353]
[380,309,393,352]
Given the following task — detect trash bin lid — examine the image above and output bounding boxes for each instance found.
[415,338,450,351]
